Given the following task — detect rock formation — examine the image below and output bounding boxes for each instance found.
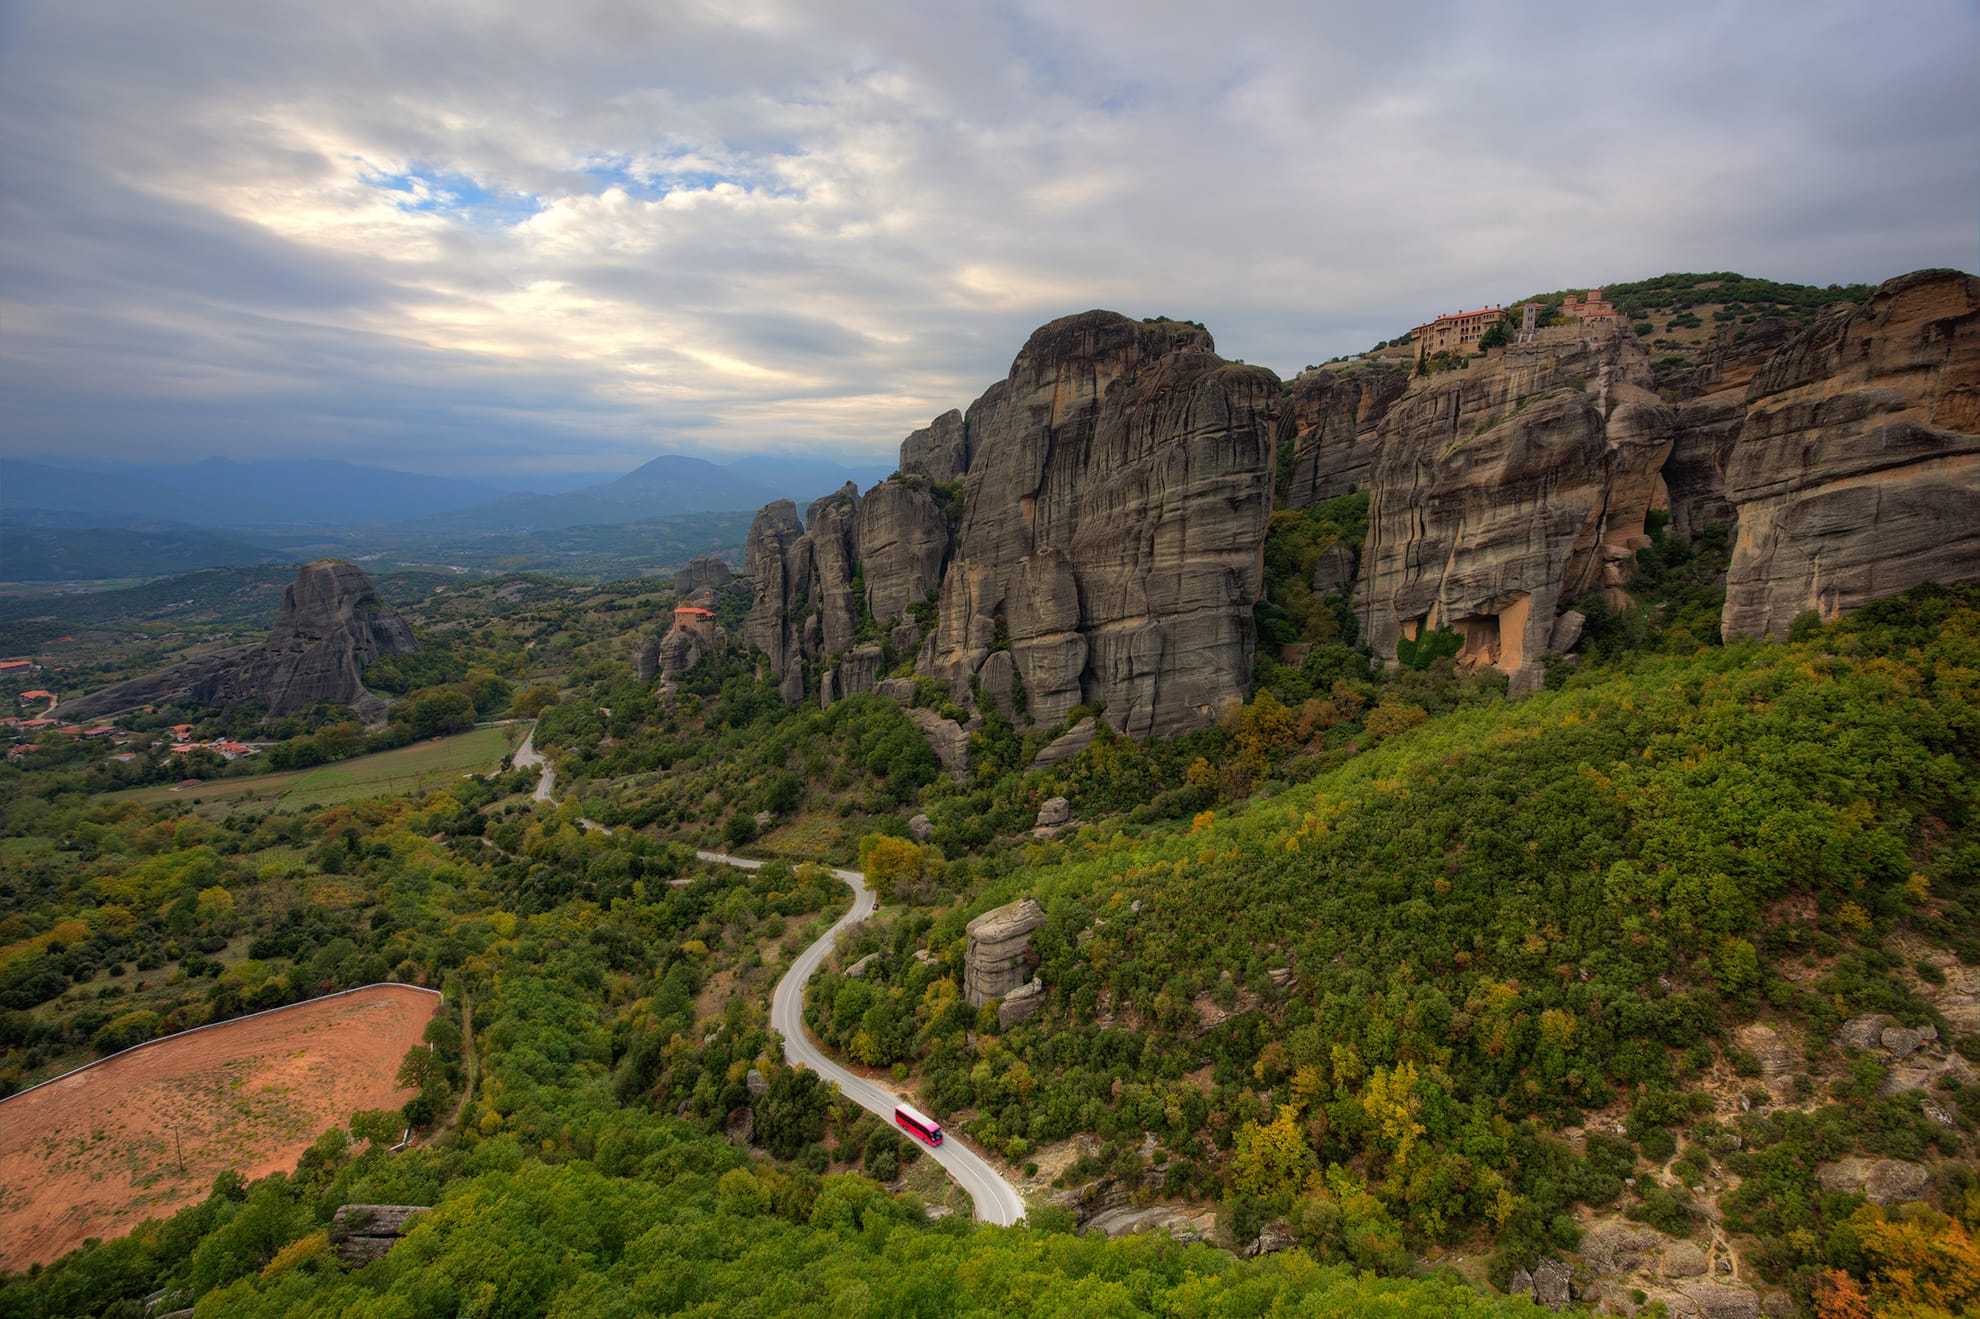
[963,896,1047,1007]
[673,555,736,597]
[61,560,416,721]
[1354,320,1671,693]
[919,312,1280,737]
[329,1204,429,1266]
[1279,365,1410,508]
[1719,268,1980,638]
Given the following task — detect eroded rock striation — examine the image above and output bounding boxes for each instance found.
[1279,365,1410,508]
[62,560,416,721]
[1354,320,1672,693]
[1720,268,1980,638]
[964,896,1047,1008]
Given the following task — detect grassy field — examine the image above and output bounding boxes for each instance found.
[100,725,522,817]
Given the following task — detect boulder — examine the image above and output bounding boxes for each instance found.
[1035,797,1072,828]
[997,978,1047,1029]
[1815,1157,1929,1204]
[1548,609,1587,654]
[1679,1281,1760,1319]
[1660,1240,1708,1278]
[907,814,934,842]
[964,897,1047,1007]
[330,1204,429,1266]
[1835,1014,1892,1051]
[1242,1220,1296,1258]
[1532,1256,1573,1309]
[1031,716,1098,769]
[1579,1221,1663,1276]
[62,560,418,723]
[846,953,880,980]
[1880,1026,1924,1059]
[1734,1024,1800,1076]
[1722,269,1980,639]
[745,1067,769,1098]
[905,707,970,782]
[1310,541,1357,595]
[837,645,883,699]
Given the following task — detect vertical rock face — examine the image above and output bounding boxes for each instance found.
[673,555,735,597]
[854,479,948,626]
[62,560,417,721]
[900,408,970,484]
[922,312,1280,738]
[964,897,1048,1007]
[1280,366,1411,508]
[741,501,808,688]
[1355,323,1670,691]
[1662,319,1800,540]
[1720,268,1980,638]
[806,484,862,657]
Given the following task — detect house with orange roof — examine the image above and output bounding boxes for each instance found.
[19,690,54,702]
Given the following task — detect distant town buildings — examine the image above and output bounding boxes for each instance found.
[1410,305,1504,359]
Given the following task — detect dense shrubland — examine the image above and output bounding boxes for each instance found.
[807,584,1980,1301]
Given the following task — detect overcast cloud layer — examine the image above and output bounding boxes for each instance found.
[1,1,1975,479]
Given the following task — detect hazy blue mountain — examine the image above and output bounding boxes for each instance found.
[0,518,291,583]
[3,457,501,528]
[115,458,505,523]
[1,459,240,527]
[419,454,788,531]
[722,454,894,507]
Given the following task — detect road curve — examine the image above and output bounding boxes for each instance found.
[511,726,554,802]
[696,850,1027,1227]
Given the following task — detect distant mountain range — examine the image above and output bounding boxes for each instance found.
[0,452,894,583]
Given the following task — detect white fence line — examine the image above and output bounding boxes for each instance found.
[0,981,443,1106]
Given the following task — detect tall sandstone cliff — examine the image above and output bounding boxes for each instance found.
[1353,320,1673,693]
[725,268,1976,736]
[1720,268,1980,637]
[62,560,416,721]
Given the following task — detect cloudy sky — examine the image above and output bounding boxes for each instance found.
[1,1,1974,481]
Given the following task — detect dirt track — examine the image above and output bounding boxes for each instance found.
[0,984,437,1272]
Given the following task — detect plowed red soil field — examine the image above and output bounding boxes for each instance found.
[0,984,438,1271]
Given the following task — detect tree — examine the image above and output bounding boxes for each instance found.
[1230,1104,1313,1199]
[858,834,923,902]
[396,1044,436,1091]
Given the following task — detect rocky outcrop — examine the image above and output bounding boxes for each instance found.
[1280,365,1410,507]
[855,479,949,627]
[1720,269,1980,638]
[673,555,736,597]
[919,312,1280,738]
[997,977,1046,1029]
[1355,321,1670,692]
[62,560,416,721]
[900,408,971,485]
[330,1204,428,1265]
[741,501,809,700]
[1815,1157,1930,1204]
[964,896,1047,1007]
[807,484,863,658]
[1031,716,1098,768]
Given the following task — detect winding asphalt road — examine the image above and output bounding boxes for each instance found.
[695,849,1027,1226]
[511,725,1023,1223]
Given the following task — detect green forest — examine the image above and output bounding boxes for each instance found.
[3,512,1977,1316]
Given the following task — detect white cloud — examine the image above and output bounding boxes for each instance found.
[1,0,1974,477]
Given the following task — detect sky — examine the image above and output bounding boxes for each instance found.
[1,1,1975,482]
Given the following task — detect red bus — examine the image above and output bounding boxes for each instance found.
[894,1103,943,1146]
